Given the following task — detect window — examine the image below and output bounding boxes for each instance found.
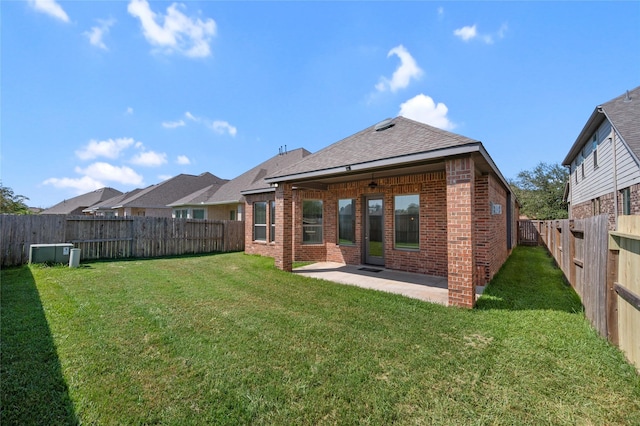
[174,209,188,218]
[622,188,631,215]
[230,210,236,221]
[394,194,419,250]
[592,133,599,169]
[581,163,585,179]
[302,200,323,244]
[270,201,276,242]
[338,199,355,245]
[193,209,205,219]
[253,202,267,241]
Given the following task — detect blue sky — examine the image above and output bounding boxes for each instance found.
[2,1,639,208]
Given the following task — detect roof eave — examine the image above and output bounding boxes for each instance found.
[240,188,276,196]
[264,143,483,184]
[562,107,605,165]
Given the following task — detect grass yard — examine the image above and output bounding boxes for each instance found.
[2,246,639,424]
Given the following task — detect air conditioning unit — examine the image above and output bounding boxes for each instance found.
[29,243,75,264]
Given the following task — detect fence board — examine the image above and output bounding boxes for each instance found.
[1,215,244,267]
[612,216,640,372]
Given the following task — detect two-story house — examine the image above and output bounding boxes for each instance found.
[563,86,640,229]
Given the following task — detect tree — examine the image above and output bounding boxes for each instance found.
[0,182,31,214]
[509,162,568,220]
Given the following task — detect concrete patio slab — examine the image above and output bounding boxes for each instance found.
[293,262,451,306]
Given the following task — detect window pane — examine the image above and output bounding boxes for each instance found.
[338,199,355,244]
[254,202,267,241]
[254,202,266,225]
[193,209,205,219]
[270,201,276,242]
[395,194,419,250]
[303,200,323,244]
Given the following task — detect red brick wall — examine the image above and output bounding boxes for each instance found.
[289,172,450,276]
[244,193,278,258]
[245,161,513,309]
[474,174,510,286]
[446,157,476,308]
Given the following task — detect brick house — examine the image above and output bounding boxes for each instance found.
[563,86,640,230]
[243,117,518,308]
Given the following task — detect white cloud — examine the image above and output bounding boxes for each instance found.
[454,25,477,42]
[162,119,185,129]
[399,94,455,131]
[437,7,444,19]
[454,23,508,44]
[176,155,191,165]
[84,18,116,50]
[185,111,198,121]
[28,0,69,23]
[75,162,144,185]
[75,138,136,160]
[211,120,237,137]
[126,107,134,115]
[375,45,423,93]
[43,176,105,193]
[130,150,168,167]
[127,0,216,58]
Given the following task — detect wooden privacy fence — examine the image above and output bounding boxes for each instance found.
[519,216,640,371]
[1,215,245,267]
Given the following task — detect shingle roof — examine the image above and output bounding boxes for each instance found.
[42,187,122,214]
[267,116,479,180]
[83,188,144,213]
[169,148,311,206]
[563,86,640,165]
[601,86,640,159]
[114,173,228,208]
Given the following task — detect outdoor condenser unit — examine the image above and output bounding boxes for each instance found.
[29,243,75,264]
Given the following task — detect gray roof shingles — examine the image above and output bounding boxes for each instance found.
[42,187,123,214]
[601,86,640,159]
[267,116,479,179]
[115,172,227,208]
[170,148,311,206]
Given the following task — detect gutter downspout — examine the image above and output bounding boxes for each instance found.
[597,106,618,230]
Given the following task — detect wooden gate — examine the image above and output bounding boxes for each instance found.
[517,220,540,246]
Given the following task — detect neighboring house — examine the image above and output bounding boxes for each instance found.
[82,189,144,217]
[169,148,311,220]
[563,86,640,229]
[106,173,227,218]
[244,117,518,308]
[42,187,122,215]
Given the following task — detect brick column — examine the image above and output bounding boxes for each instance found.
[274,183,293,271]
[446,156,476,308]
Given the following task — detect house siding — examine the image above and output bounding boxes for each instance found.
[245,167,513,292]
[568,118,640,228]
[569,121,640,206]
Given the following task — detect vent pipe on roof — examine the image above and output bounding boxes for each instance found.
[374,118,395,132]
[624,90,632,102]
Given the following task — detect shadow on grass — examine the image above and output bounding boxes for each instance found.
[475,246,583,313]
[0,266,78,425]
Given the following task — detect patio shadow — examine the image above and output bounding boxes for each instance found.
[1,266,78,425]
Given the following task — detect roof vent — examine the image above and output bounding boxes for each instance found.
[374,118,395,132]
[624,90,632,102]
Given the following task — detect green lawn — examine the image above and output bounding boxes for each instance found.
[2,247,639,424]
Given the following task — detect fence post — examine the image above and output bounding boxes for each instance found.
[607,248,619,345]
